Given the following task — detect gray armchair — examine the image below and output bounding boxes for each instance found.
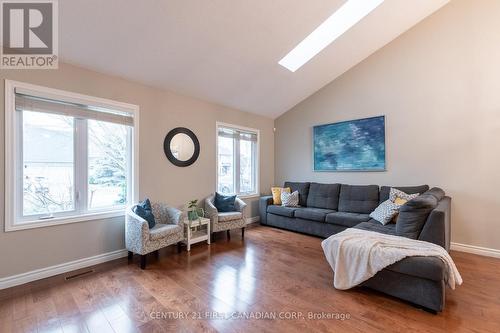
[125,201,184,269]
[205,195,247,241]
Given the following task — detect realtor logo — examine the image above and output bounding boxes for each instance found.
[1,0,58,69]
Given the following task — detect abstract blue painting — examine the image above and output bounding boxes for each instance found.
[313,116,385,171]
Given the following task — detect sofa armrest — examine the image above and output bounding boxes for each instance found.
[259,196,274,225]
[125,207,149,254]
[419,196,451,251]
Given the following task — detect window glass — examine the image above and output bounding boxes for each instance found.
[88,120,129,209]
[22,111,75,216]
[217,136,234,194]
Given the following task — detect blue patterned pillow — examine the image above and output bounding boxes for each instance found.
[133,198,155,228]
[214,192,236,212]
[370,199,400,225]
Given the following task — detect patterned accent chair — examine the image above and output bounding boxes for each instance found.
[205,194,247,241]
[126,202,184,269]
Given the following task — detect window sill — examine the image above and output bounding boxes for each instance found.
[238,194,260,199]
[5,210,126,232]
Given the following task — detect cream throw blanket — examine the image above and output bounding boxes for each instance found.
[321,228,463,290]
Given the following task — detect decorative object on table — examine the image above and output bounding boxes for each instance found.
[313,115,385,171]
[187,199,199,221]
[271,187,291,205]
[213,192,236,212]
[182,217,210,251]
[164,127,200,167]
[126,201,184,269]
[281,190,300,207]
[205,193,247,242]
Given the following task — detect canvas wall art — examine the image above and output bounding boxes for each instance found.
[313,116,386,171]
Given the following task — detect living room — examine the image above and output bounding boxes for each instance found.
[0,0,499,332]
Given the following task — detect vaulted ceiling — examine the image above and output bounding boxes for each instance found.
[60,0,449,118]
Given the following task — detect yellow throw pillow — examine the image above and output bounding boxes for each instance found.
[271,187,291,205]
[394,197,408,206]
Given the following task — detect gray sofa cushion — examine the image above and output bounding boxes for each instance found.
[294,207,334,222]
[425,187,445,201]
[306,183,341,210]
[379,185,429,203]
[396,194,438,239]
[386,256,445,281]
[326,212,371,228]
[284,182,310,207]
[338,184,380,214]
[353,219,398,236]
[267,205,298,218]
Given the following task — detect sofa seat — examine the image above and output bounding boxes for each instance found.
[218,211,243,222]
[294,208,335,222]
[149,224,183,241]
[353,219,398,236]
[267,205,298,217]
[386,256,445,281]
[326,212,371,227]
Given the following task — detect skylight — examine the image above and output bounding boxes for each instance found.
[278,0,384,72]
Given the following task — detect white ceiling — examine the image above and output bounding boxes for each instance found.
[59,0,449,119]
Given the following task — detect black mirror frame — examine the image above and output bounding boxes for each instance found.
[163,127,200,167]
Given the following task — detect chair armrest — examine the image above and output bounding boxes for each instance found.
[259,196,273,225]
[166,206,183,225]
[234,197,247,214]
[205,196,218,224]
[125,207,149,254]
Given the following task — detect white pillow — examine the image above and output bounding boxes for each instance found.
[369,199,401,225]
[281,190,299,207]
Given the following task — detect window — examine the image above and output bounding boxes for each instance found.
[5,80,139,231]
[216,123,259,197]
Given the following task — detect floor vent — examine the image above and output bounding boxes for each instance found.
[65,269,95,281]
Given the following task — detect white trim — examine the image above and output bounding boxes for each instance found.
[246,216,260,225]
[0,249,128,290]
[4,79,140,232]
[451,242,500,259]
[5,210,126,232]
[215,121,260,197]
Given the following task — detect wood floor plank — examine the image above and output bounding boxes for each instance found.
[2,225,500,333]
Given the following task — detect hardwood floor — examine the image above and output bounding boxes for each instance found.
[1,225,500,333]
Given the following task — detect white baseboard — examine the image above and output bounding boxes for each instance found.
[451,242,500,259]
[0,249,128,290]
[246,216,260,225]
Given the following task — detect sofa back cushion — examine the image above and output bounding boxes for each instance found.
[396,193,438,239]
[425,187,446,201]
[284,182,310,207]
[338,184,380,214]
[379,185,429,203]
[306,183,341,210]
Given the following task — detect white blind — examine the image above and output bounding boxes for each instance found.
[15,89,134,126]
[218,126,257,142]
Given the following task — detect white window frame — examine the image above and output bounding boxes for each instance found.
[4,80,140,232]
[216,122,260,198]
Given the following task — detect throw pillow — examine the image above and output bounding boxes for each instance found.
[369,199,401,225]
[281,190,299,207]
[214,192,237,212]
[133,198,156,229]
[396,194,438,239]
[271,187,291,205]
[389,188,420,203]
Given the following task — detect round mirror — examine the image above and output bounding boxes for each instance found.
[164,127,200,167]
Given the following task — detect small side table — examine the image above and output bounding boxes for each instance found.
[182,217,211,251]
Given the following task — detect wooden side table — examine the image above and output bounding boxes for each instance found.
[182,217,210,251]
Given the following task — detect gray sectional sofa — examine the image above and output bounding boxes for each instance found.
[259,182,451,312]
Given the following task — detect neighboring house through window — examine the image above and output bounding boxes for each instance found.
[4,80,139,231]
[216,122,259,197]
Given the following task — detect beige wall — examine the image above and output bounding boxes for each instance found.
[0,63,274,278]
[275,0,500,250]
